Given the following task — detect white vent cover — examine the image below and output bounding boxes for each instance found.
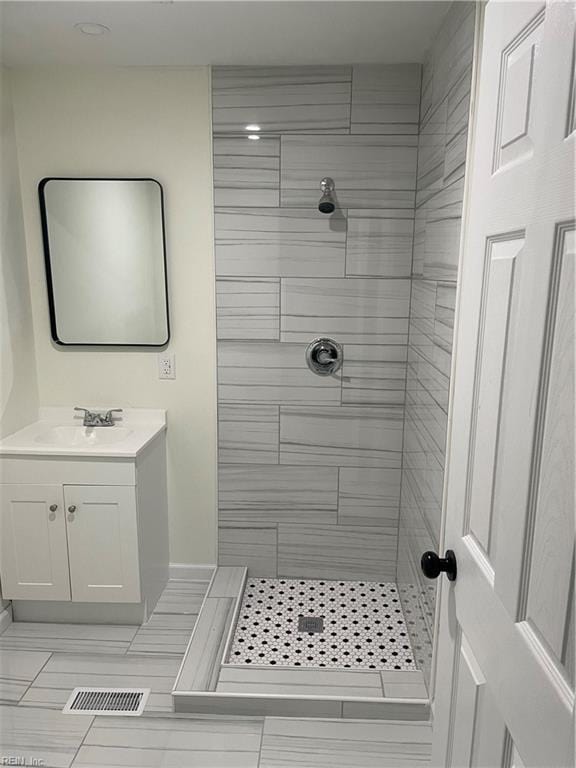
[63,687,150,716]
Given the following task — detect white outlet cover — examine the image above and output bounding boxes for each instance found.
[158,352,175,380]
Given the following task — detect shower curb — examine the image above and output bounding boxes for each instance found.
[172,566,430,720]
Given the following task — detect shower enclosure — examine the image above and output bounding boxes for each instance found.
[174,1,476,714]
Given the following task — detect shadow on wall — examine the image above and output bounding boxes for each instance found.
[0,68,39,440]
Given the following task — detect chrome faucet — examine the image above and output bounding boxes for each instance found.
[74,407,123,427]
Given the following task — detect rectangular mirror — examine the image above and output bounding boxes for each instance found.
[39,177,170,346]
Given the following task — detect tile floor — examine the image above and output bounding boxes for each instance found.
[0,579,432,767]
[227,578,416,670]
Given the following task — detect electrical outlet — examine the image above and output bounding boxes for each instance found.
[158,352,176,380]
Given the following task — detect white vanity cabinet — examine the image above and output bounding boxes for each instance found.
[0,483,140,603]
[0,484,70,601]
[65,485,140,603]
[0,409,169,623]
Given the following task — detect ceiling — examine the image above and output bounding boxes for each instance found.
[0,1,451,67]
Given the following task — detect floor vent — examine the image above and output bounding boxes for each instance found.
[63,687,150,716]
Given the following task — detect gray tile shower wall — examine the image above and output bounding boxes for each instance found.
[213,63,421,581]
[396,2,476,686]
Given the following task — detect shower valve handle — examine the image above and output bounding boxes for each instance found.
[420,550,457,581]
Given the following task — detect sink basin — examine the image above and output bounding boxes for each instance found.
[34,425,133,447]
[0,408,166,457]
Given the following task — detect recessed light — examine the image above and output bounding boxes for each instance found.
[74,22,110,36]
[247,135,261,141]
[245,124,261,132]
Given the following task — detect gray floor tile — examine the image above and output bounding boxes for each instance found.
[0,703,93,768]
[127,613,198,656]
[259,717,432,766]
[154,581,210,615]
[20,653,182,714]
[72,715,262,767]
[0,623,137,655]
[0,649,51,703]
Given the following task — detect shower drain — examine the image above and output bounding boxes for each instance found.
[298,615,324,633]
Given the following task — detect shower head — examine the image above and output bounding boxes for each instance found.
[318,177,336,214]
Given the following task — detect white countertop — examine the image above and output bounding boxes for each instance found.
[0,407,166,459]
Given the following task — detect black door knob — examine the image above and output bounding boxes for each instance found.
[420,550,457,581]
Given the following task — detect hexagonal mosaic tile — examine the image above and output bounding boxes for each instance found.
[226,578,417,671]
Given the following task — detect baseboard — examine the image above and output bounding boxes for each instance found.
[169,563,216,581]
[13,599,146,625]
[0,603,13,634]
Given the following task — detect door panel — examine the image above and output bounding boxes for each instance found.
[0,485,70,600]
[433,2,574,766]
[466,234,523,559]
[523,225,574,667]
[64,485,140,603]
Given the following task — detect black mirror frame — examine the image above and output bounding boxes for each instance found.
[38,177,171,347]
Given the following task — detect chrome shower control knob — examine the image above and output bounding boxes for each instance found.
[305,337,343,376]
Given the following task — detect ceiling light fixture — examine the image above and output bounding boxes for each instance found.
[247,135,261,141]
[245,124,261,132]
[74,22,111,36]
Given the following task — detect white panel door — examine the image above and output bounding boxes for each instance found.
[0,484,70,600]
[432,2,575,766]
[64,485,141,603]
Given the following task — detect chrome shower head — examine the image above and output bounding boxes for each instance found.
[318,177,336,214]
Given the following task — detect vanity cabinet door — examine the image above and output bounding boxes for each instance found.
[0,485,71,600]
[64,485,141,603]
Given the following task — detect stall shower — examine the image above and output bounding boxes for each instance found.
[212,1,475,689]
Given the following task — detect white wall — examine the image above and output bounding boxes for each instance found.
[11,67,218,565]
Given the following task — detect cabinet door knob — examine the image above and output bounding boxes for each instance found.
[68,505,76,513]
[49,504,58,512]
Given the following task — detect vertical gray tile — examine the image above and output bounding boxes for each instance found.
[279,406,404,468]
[281,135,417,209]
[342,344,407,406]
[351,64,421,134]
[278,524,397,581]
[346,210,414,277]
[339,467,401,527]
[398,4,475,690]
[218,341,341,405]
[420,178,465,282]
[280,278,410,345]
[216,278,280,340]
[215,208,346,278]
[218,405,279,464]
[212,66,352,133]
[219,465,338,524]
[213,136,280,207]
[218,524,277,577]
[416,99,448,202]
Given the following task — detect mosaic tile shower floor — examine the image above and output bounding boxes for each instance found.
[226,578,418,671]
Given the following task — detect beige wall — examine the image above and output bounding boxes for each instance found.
[10,67,218,565]
[0,67,39,440]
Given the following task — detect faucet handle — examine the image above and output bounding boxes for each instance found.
[105,408,123,424]
[74,407,91,417]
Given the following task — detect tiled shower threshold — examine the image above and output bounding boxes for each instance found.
[172,567,430,719]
